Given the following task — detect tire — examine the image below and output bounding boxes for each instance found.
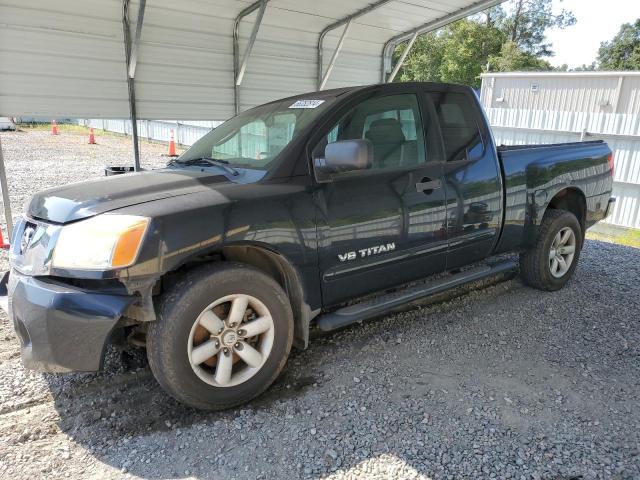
[147,262,294,410]
[519,209,583,291]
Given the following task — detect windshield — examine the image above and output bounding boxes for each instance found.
[176,97,334,170]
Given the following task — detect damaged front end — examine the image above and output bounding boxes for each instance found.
[0,216,159,372]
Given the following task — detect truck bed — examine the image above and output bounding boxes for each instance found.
[494,139,613,254]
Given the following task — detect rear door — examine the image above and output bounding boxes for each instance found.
[427,88,503,269]
[312,87,448,306]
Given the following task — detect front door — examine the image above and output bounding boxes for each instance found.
[313,90,448,307]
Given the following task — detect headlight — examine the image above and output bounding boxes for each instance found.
[52,214,150,270]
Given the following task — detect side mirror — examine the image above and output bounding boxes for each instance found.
[316,139,373,174]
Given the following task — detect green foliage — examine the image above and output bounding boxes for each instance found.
[394,0,575,87]
[397,20,505,88]
[488,41,553,72]
[494,0,575,57]
[597,19,640,71]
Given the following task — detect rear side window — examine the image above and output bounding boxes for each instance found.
[431,92,484,162]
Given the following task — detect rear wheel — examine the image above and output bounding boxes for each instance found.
[147,263,293,410]
[520,209,583,291]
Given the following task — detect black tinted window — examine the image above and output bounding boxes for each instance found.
[431,92,483,162]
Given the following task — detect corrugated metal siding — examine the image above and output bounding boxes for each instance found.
[79,119,222,146]
[481,72,640,229]
[0,0,129,118]
[1,0,506,119]
[481,72,640,115]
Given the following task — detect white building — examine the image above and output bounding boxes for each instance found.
[480,71,640,230]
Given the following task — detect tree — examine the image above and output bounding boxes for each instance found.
[395,32,447,83]
[394,0,575,87]
[488,41,553,72]
[597,19,640,70]
[396,20,505,88]
[572,62,597,72]
[486,0,575,57]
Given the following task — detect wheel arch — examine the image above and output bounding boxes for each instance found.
[543,187,587,238]
[162,242,315,350]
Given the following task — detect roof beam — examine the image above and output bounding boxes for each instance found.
[317,0,393,90]
[318,20,352,90]
[127,0,146,79]
[236,0,268,87]
[385,31,418,83]
[234,0,269,114]
[381,0,506,82]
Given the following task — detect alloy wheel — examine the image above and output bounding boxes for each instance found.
[187,294,274,387]
[549,227,576,278]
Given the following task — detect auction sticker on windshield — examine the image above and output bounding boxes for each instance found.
[289,99,325,109]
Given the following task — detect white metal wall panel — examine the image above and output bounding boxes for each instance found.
[1,0,508,119]
[482,72,640,229]
[481,72,640,115]
[0,0,129,118]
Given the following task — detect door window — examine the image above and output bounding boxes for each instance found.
[430,92,484,162]
[314,94,426,173]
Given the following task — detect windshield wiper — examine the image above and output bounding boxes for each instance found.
[169,157,239,176]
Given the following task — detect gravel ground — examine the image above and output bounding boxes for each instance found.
[0,129,639,479]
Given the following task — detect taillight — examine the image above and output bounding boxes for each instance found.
[607,153,615,177]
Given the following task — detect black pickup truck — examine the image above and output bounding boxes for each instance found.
[1,82,615,410]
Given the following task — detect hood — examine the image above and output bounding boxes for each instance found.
[28,169,231,224]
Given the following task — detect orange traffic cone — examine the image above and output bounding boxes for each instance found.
[168,129,177,156]
[88,127,96,145]
[0,227,9,250]
[51,119,59,135]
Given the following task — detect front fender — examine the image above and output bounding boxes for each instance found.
[116,179,322,310]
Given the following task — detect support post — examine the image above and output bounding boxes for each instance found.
[122,0,146,171]
[386,32,418,83]
[318,20,352,90]
[0,136,13,241]
[234,0,269,115]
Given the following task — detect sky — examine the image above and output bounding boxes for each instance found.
[545,0,640,68]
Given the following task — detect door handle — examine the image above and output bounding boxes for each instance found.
[416,178,442,194]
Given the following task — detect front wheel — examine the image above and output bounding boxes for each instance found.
[520,209,583,291]
[147,263,294,410]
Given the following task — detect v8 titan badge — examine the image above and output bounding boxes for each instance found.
[338,243,396,262]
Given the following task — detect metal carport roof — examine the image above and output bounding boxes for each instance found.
[1,0,504,120]
[0,0,506,236]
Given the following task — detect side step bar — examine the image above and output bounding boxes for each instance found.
[316,260,517,332]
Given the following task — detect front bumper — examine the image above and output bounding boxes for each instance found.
[0,270,135,372]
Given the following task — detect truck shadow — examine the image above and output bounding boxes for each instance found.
[42,240,639,479]
[46,267,519,450]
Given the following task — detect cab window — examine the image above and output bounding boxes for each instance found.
[314,94,426,172]
[430,92,484,162]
